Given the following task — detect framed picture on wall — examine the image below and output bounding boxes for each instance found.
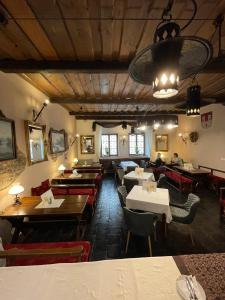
[80,135,95,154]
[24,121,48,165]
[0,115,17,161]
[155,134,168,152]
[49,129,67,154]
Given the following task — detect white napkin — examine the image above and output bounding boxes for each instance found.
[176,275,206,300]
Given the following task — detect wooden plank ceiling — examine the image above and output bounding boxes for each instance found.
[0,0,225,117]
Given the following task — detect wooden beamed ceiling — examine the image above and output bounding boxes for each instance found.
[0,0,225,116]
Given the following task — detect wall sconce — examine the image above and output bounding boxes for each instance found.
[33,99,50,122]
[178,132,189,144]
[121,135,127,145]
[70,133,80,147]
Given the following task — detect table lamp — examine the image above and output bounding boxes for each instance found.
[8,183,24,205]
[58,164,66,177]
[73,158,78,165]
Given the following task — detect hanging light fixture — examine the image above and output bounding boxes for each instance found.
[129,0,213,99]
[186,85,201,117]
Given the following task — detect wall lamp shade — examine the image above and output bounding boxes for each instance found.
[8,184,24,205]
[73,158,78,165]
[58,164,66,171]
[186,85,201,117]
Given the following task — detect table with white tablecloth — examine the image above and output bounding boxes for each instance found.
[124,170,154,185]
[120,160,138,171]
[126,185,172,223]
[0,257,181,300]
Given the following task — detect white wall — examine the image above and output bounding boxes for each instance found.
[173,104,225,176]
[0,72,76,210]
[75,120,151,159]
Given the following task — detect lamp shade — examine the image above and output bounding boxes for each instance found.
[73,158,78,164]
[8,184,24,196]
[58,164,66,171]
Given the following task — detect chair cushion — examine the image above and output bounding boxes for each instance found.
[171,206,189,222]
[4,241,91,266]
[31,186,46,196]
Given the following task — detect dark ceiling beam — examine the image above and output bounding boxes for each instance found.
[0,59,129,73]
[75,115,180,121]
[70,110,185,116]
[51,97,184,105]
[0,58,225,73]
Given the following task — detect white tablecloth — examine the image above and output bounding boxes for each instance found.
[124,171,154,184]
[120,161,138,171]
[0,257,181,300]
[126,186,172,223]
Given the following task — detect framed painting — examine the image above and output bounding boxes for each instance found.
[0,115,16,161]
[25,121,48,165]
[80,135,95,154]
[49,129,67,154]
[155,134,168,152]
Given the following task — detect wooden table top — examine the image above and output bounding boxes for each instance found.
[53,173,98,181]
[73,163,102,169]
[0,195,87,218]
[175,166,211,175]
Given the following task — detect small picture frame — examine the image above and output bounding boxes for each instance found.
[155,134,168,152]
[0,114,17,161]
[49,128,67,154]
[80,135,95,154]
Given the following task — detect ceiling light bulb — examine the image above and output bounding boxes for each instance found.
[153,123,160,130]
[169,74,175,84]
[161,73,168,85]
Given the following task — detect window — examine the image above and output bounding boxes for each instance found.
[129,134,145,155]
[101,134,118,156]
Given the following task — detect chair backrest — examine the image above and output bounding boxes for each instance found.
[0,220,12,244]
[157,174,166,188]
[124,177,139,193]
[117,168,125,184]
[126,166,136,173]
[112,161,117,171]
[183,193,200,223]
[117,186,127,207]
[140,160,146,168]
[123,207,157,236]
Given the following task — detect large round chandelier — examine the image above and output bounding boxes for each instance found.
[129,0,213,99]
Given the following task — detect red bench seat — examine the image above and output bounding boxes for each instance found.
[4,241,91,266]
[165,170,193,191]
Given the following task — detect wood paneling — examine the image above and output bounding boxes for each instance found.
[0,0,224,114]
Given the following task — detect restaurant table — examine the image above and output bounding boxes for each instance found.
[120,160,138,171]
[174,166,211,176]
[126,185,172,223]
[72,163,103,173]
[0,254,223,299]
[124,170,154,185]
[0,257,181,299]
[0,195,87,241]
[52,173,98,185]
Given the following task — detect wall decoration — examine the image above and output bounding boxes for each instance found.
[189,131,199,143]
[24,121,48,165]
[49,129,67,154]
[80,135,95,154]
[155,134,168,152]
[0,113,16,161]
[201,112,212,129]
[0,147,26,191]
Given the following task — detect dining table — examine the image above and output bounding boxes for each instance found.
[124,170,155,185]
[51,173,98,185]
[120,160,138,171]
[72,163,103,173]
[0,253,223,299]
[0,195,87,241]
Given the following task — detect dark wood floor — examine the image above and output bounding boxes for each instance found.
[24,175,225,261]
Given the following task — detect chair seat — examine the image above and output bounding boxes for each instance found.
[4,241,91,266]
[171,206,189,223]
